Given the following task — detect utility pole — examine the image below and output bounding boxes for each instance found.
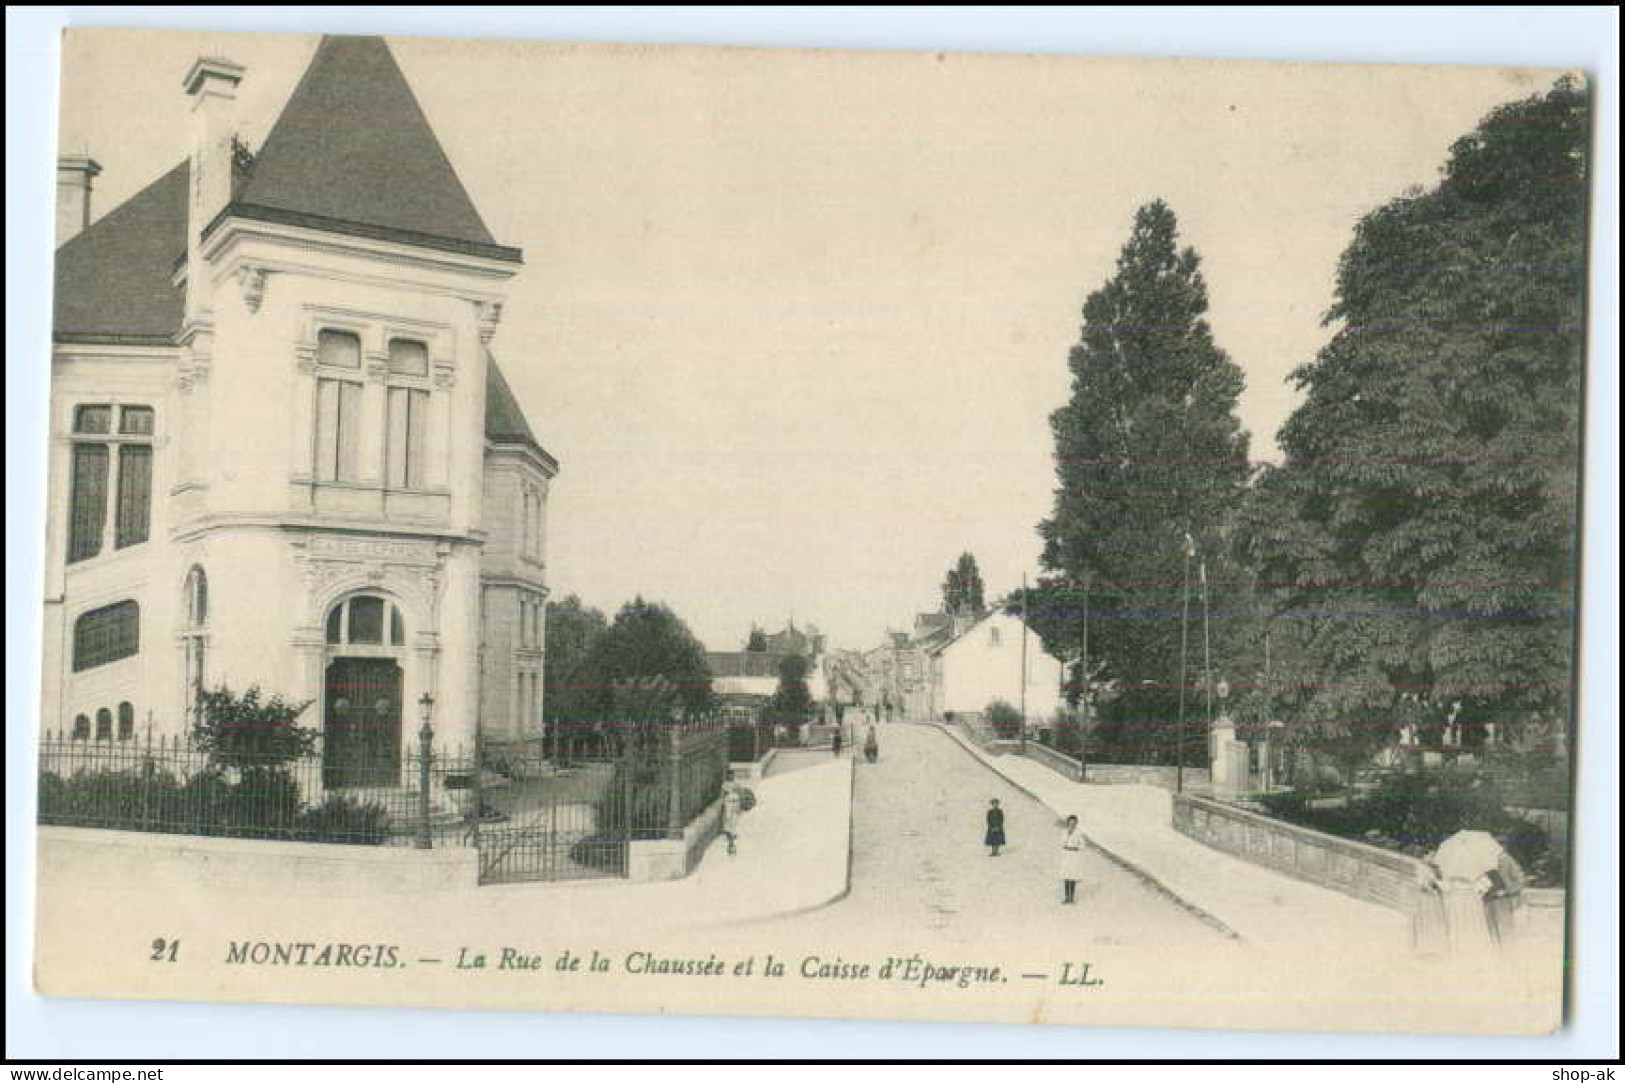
[1202,557,1213,735]
[1019,573,1029,756]
[1079,569,1090,782]
[1176,533,1195,794]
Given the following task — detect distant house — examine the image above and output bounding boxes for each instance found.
[707,621,828,716]
[923,610,1066,724]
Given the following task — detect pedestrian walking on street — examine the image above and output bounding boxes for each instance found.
[985,798,1006,856]
[1059,814,1086,903]
[832,728,843,757]
[864,726,879,764]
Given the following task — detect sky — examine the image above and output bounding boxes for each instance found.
[57,30,1558,653]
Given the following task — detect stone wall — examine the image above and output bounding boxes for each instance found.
[1086,763,1211,790]
[39,825,477,896]
[1172,794,1427,913]
[1013,740,1211,792]
[626,797,721,882]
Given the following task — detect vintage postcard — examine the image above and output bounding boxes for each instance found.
[32,28,1589,1036]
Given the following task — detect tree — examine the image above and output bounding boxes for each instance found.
[1034,199,1252,763]
[765,653,815,736]
[941,551,987,617]
[1235,78,1588,774]
[575,597,715,754]
[543,594,608,756]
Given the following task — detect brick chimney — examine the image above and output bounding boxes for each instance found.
[181,56,244,328]
[56,155,101,245]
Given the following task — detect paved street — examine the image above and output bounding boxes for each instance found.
[772,722,1228,952]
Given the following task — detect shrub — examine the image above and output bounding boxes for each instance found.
[192,684,317,768]
[985,700,1024,740]
[1260,770,1559,885]
[296,796,391,845]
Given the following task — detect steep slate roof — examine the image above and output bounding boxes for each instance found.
[224,35,520,262]
[53,36,544,459]
[53,160,189,344]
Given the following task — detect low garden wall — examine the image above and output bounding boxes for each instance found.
[38,825,478,897]
[729,747,779,782]
[626,796,722,882]
[1013,740,1212,792]
[1172,794,1427,913]
[1087,763,1211,790]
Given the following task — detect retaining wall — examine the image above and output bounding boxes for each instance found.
[38,825,477,897]
[1172,794,1427,913]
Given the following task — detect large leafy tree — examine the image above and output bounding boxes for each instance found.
[941,552,987,616]
[1035,200,1251,763]
[1236,78,1588,769]
[542,594,608,754]
[575,597,716,753]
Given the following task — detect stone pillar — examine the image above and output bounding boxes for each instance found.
[1210,713,1242,800]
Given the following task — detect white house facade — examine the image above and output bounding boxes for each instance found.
[41,37,557,785]
[925,610,1067,723]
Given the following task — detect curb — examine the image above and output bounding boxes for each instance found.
[919,722,1244,943]
[693,755,855,930]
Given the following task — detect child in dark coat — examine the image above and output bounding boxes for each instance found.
[985,798,1006,856]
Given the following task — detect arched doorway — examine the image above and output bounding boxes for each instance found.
[322,593,408,789]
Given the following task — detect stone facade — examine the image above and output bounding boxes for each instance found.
[42,38,557,780]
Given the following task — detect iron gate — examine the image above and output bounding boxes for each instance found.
[473,729,727,885]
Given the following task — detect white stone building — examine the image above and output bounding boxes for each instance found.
[924,610,1067,724]
[41,36,557,784]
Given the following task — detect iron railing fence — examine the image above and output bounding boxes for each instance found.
[37,728,477,847]
[38,716,732,880]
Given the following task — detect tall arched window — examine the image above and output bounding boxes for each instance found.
[94,708,113,741]
[71,714,91,741]
[182,567,209,725]
[117,701,135,741]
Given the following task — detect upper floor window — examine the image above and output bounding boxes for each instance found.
[326,594,406,648]
[67,404,153,562]
[73,600,140,672]
[385,338,430,489]
[520,483,544,562]
[317,328,361,369]
[313,331,364,484]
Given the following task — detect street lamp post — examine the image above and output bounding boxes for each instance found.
[416,692,435,850]
[1176,533,1195,794]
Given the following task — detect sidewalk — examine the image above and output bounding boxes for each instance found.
[39,756,855,935]
[927,723,1410,957]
